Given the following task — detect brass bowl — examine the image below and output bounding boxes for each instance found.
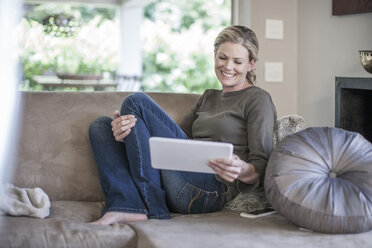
[359,50,372,74]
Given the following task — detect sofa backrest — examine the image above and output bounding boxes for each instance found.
[12,92,200,201]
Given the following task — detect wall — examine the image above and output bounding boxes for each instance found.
[249,0,298,118]
[297,0,372,127]
[243,0,372,126]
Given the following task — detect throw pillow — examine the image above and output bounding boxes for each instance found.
[265,127,372,233]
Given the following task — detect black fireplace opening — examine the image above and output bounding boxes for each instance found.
[335,77,372,144]
[340,88,372,142]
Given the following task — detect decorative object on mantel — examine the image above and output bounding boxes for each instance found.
[359,50,372,74]
[42,14,79,37]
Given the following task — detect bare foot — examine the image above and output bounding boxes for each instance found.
[90,212,148,225]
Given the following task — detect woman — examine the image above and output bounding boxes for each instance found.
[89,25,277,225]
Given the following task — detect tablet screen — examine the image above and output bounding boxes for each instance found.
[149,137,233,173]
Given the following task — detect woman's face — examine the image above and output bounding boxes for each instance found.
[214,42,255,92]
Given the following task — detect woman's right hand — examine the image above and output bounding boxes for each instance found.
[111,110,137,142]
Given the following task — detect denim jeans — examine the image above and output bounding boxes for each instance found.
[89,93,226,219]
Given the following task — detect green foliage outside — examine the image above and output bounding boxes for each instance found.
[17,0,230,93]
[142,0,231,93]
[18,3,119,91]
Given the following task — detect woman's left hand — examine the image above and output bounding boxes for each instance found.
[208,154,258,184]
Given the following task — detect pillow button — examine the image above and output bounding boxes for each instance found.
[328,171,337,178]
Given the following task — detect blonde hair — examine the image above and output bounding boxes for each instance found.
[214,25,259,84]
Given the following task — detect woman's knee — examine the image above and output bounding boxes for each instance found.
[121,93,152,115]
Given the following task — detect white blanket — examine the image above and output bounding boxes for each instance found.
[0,183,50,219]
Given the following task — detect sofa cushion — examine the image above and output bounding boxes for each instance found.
[3,204,372,248]
[0,201,137,248]
[265,127,372,233]
[130,210,372,248]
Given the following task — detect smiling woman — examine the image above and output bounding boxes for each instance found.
[214,42,255,92]
[88,25,277,225]
[213,25,259,88]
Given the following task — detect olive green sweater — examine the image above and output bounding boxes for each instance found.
[179,86,277,201]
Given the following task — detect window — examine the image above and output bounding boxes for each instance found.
[17,0,231,93]
[141,0,231,93]
[17,3,119,91]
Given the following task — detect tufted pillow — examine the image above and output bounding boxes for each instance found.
[265,127,372,233]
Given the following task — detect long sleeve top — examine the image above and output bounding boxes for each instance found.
[179,86,277,201]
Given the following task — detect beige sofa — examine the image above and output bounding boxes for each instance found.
[0,91,371,248]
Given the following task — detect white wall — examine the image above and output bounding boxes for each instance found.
[297,0,372,127]
[250,0,298,119]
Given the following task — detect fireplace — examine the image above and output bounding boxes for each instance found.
[335,77,372,143]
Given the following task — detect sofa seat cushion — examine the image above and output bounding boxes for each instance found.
[1,202,372,248]
[0,201,137,248]
[265,127,372,233]
[131,210,372,248]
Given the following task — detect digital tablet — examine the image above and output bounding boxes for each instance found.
[149,137,233,174]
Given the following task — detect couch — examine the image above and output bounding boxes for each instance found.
[0,91,371,248]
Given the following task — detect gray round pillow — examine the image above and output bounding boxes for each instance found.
[265,127,372,233]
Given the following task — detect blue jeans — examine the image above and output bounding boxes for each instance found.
[89,93,226,219]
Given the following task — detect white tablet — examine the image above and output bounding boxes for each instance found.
[149,137,233,174]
